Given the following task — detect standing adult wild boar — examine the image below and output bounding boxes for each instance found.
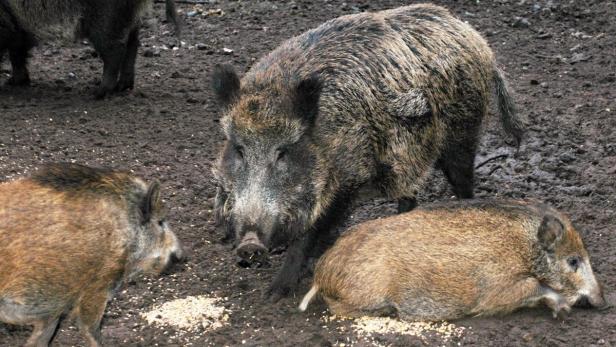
[212,4,525,301]
[0,0,179,98]
[0,163,183,347]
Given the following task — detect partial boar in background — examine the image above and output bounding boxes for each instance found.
[0,0,179,98]
[212,4,525,300]
[0,163,183,347]
[300,200,606,320]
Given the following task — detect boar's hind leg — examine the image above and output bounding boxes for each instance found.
[25,317,61,347]
[116,27,139,92]
[437,114,483,199]
[87,23,128,99]
[75,289,109,347]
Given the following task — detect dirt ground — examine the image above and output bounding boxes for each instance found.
[1,0,615,346]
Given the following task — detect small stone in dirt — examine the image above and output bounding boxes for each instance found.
[512,17,530,28]
[537,32,553,39]
[570,53,591,64]
[222,47,233,55]
[143,48,160,58]
[570,44,582,52]
[540,82,548,88]
[196,43,209,50]
[522,333,533,342]
[67,72,77,80]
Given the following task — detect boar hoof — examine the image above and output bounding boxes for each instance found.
[548,298,571,319]
[264,283,293,303]
[116,79,135,92]
[93,88,112,100]
[6,75,30,86]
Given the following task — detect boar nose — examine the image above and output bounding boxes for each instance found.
[236,232,268,265]
[575,294,608,310]
[574,295,593,309]
[589,292,609,310]
[170,248,186,264]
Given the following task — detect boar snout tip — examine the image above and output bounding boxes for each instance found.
[170,248,187,264]
[575,294,609,310]
[236,242,268,262]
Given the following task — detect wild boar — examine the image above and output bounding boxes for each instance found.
[211,4,525,300]
[0,0,179,98]
[0,163,183,347]
[299,199,606,320]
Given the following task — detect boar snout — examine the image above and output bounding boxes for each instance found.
[575,293,607,309]
[236,232,268,266]
[170,247,186,264]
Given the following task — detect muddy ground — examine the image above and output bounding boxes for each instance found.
[1,0,615,346]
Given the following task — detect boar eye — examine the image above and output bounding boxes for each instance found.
[276,149,287,163]
[158,219,165,227]
[567,256,580,271]
[234,145,244,159]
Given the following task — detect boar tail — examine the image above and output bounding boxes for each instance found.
[165,0,182,37]
[494,67,525,147]
[299,285,319,312]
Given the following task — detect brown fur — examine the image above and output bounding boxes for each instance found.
[0,163,182,347]
[301,200,605,321]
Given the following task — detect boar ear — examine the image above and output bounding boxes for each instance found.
[141,181,161,224]
[211,64,240,105]
[294,74,322,125]
[538,215,565,251]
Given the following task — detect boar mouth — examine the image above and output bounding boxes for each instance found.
[574,295,609,310]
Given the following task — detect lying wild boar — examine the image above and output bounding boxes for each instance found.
[0,0,178,98]
[211,4,525,300]
[0,163,183,347]
[299,200,606,320]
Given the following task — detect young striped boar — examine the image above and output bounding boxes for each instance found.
[0,163,183,347]
[299,200,606,321]
[0,0,178,98]
[212,4,525,300]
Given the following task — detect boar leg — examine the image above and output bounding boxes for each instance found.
[25,317,60,347]
[75,289,109,347]
[116,27,139,92]
[7,37,33,86]
[541,287,571,319]
[437,135,480,199]
[86,19,128,99]
[397,197,417,213]
[474,278,570,318]
[93,43,126,99]
[265,194,354,301]
[265,229,318,302]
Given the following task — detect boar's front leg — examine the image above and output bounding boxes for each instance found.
[264,229,317,302]
[75,287,110,347]
[265,192,354,302]
[472,277,570,319]
[24,317,61,347]
[397,197,417,213]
